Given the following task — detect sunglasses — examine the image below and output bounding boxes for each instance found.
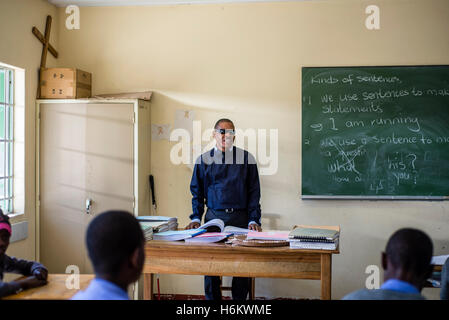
[215,129,235,135]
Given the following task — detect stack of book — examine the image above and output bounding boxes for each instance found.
[139,221,154,241]
[153,228,206,241]
[137,216,178,233]
[288,225,340,250]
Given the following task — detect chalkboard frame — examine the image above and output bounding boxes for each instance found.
[300,64,449,200]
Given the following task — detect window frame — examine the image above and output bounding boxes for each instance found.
[0,66,14,214]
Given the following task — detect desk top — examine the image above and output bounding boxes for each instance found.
[146,240,340,255]
[2,274,94,300]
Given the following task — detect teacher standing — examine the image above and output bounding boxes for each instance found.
[186,118,262,300]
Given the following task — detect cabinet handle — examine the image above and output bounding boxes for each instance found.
[85,198,93,215]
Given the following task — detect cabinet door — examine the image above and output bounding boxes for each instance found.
[83,103,135,273]
[39,102,134,274]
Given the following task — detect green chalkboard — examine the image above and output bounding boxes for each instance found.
[301,66,449,199]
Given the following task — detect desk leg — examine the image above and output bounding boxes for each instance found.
[321,254,332,300]
[144,273,154,300]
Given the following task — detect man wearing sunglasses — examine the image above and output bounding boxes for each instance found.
[186,118,262,300]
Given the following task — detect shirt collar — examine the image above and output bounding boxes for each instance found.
[380,279,420,294]
[214,145,234,152]
[91,278,130,299]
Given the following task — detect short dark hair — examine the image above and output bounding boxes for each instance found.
[385,228,433,277]
[86,210,144,276]
[214,118,235,130]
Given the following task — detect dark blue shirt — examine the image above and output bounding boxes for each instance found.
[190,146,261,225]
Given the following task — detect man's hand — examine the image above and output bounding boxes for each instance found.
[248,224,262,232]
[186,221,200,230]
[33,268,48,281]
[17,276,47,290]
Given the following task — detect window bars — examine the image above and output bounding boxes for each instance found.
[0,67,14,213]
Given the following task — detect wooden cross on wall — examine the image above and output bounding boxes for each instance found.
[32,15,58,98]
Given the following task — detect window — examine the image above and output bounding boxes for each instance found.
[0,67,14,213]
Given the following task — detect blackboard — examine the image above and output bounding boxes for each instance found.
[301,65,449,199]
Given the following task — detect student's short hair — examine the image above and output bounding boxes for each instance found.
[86,210,144,276]
[214,118,235,130]
[385,228,433,277]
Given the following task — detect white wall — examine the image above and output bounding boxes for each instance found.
[0,0,59,268]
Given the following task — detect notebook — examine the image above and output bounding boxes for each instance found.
[289,239,339,250]
[246,230,290,241]
[289,227,339,241]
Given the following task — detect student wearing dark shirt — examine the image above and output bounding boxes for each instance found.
[0,210,48,298]
[186,118,262,300]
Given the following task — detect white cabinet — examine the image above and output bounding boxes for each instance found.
[36,99,150,274]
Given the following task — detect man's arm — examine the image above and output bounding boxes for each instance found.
[0,277,48,298]
[247,155,262,230]
[188,160,205,228]
[0,281,22,298]
[2,255,47,278]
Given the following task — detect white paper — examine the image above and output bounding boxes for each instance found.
[431,254,449,265]
[151,124,171,141]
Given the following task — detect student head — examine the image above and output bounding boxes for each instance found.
[0,209,12,258]
[213,118,235,151]
[86,210,145,286]
[382,228,433,291]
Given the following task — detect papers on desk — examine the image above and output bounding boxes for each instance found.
[153,229,206,241]
[246,231,290,241]
[431,254,449,265]
[139,222,154,241]
[223,226,250,235]
[185,232,232,243]
[137,216,178,232]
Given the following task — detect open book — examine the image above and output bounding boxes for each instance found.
[199,219,250,235]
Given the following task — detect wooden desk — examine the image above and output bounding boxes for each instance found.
[2,274,94,300]
[143,241,339,300]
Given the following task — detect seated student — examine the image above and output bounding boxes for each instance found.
[441,257,449,300]
[0,210,48,298]
[343,228,433,300]
[71,210,145,300]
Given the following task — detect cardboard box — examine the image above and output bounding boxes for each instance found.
[40,68,92,99]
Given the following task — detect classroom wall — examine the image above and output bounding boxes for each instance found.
[55,0,449,299]
[0,0,59,270]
